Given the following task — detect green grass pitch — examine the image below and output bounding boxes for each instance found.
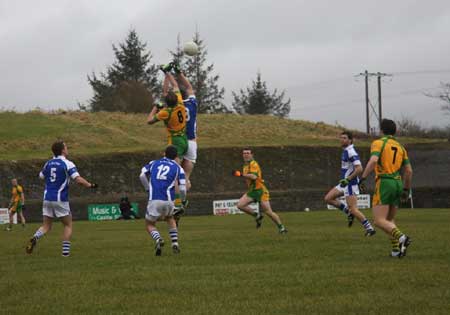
[1,209,449,315]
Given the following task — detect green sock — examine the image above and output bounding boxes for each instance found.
[391,239,400,252]
[391,227,403,240]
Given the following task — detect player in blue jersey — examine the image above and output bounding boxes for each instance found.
[139,145,187,256]
[172,61,197,190]
[25,141,98,256]
[171,61,198,224]
[324,131,376,236]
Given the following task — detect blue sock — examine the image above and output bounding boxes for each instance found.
[150,230,161,242]
[62,241,71,256]
[169,228,178,245]
[361,219,374,231]
[33,229,44,240]
[338,203,349,215]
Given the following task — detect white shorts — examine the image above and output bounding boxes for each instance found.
[146,200,175,221]
[184,140,197,163]
[335,184,359,197]
[43,201,71,218]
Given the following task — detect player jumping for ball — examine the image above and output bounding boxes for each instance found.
[171,61,198,192]
[232,148,287,234]
[324,131,376,236]
[147,64,188,223]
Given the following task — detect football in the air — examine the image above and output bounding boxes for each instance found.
[183,41,199,56]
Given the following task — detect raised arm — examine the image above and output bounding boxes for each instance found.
[163,75,170,97]
[147,106,160,125]
[176,72,194,96]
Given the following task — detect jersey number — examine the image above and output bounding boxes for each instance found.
[185,108,190,122]
[50,168,57,182]
[156,165,170,180]
[177,111,184,123]
[391,146,398,164]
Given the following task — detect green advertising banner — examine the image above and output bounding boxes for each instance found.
[88,203,139,221]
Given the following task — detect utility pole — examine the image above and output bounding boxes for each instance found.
[357,71,392,134]
[377,73,382,130]
[365,70,370,134]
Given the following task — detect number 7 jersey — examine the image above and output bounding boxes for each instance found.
[370,136,410,179]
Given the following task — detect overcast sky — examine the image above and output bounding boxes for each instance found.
[1,0,450,130]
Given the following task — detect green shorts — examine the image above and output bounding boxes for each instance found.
[170,135,188,159]
[373,177,403,206]
[246,188,270,202]
[10,202,23,213]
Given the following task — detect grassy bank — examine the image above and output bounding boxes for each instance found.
[0,111,445,160]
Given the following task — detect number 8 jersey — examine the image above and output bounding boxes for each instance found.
[39,155,80,202]
[156,91,187,138]
[140,157,186,201]
[370,135,410,179]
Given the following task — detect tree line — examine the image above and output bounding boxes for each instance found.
[83,29,291,117]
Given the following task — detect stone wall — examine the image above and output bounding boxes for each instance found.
[1,143,449,222]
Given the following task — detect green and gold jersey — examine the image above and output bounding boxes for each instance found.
[243,159,266,191]
[370,136,410,179]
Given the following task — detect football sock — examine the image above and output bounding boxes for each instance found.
[391,239,400,252]
[62,241,71,257]
[33,229,45,240]
[361,219,374,231]
[391,227,404,241]
[150,230,161,242]
[338,203,349,215]
[169,228,178,245]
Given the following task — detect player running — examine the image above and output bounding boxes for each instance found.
[324,131,376,236]
[232,148,287,234]
[360,119,413,258]
[25,141,98,256]
[139,145,187,256]
[5,178,26,230]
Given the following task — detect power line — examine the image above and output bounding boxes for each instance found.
[392,69,450,76]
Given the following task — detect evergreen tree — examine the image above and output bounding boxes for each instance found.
[170,31,228,113]
[87,29,160,113]
[232,72,291,118]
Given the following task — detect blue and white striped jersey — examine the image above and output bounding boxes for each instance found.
[39,156,80,202]
[340,144,362,185]
[183,95,197,140]
[140,157,186,201]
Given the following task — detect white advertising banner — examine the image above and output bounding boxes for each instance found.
[213,199,259,216]
[327,194,371,210]
[0,208,17,224]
